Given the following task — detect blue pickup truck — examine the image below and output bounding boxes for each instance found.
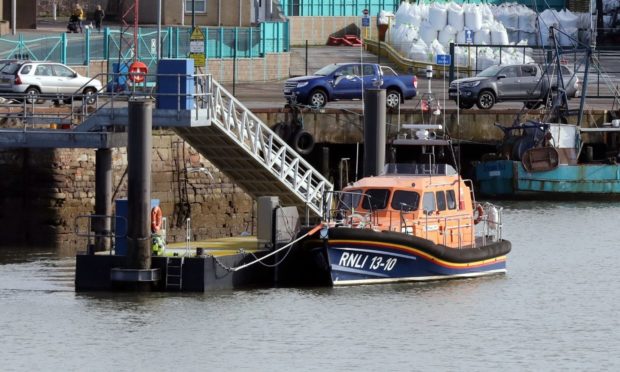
[283,63,418,109]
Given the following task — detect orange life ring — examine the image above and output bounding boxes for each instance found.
[151,206,163,233]
[473,204,484,225]
[128,61,148,83]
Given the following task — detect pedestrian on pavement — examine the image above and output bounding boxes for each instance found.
[94,5,105,33]
[73,3,84,33]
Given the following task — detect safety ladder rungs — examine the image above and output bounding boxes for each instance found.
[165,256,184,290]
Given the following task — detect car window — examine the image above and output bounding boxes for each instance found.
[20,65,32,74]
[338,65,358,76]
[390,190,420,211]
[521,65,537,77]
[1,62,23,74]
[361,65,375,76]
[477,65,503,77]
[314,64,339,76]
[52,65,75,78]
[35,65,53,76]
[381,66,398,76]
[500,66,520,78]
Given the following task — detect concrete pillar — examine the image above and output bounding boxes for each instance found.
[363,89,386,177]
[127,99,153,270]
[94,148,112,252]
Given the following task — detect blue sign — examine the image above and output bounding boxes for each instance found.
[362,16,370,27]
[436,54,451,66]
[465,29,473,44]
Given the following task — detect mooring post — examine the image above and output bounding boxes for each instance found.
[94,148,112,252]
[363,89,386,177]
[127,99,153,270]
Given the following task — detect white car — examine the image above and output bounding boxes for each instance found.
[0,60,102,104]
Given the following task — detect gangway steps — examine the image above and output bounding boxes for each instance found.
[173,78,333,217]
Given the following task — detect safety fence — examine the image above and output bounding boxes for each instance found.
[0,21,289,68]
[277,0,566,16]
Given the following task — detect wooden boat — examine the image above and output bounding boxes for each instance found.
[277,126,511,286]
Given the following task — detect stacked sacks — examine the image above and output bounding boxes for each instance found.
[387,1,531,66]
[537,9,581,47]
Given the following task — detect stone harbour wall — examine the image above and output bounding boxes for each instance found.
[0,130,254,254]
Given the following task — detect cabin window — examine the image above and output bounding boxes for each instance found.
[446,190,456,210]
[338,189,363,210]
[422,192,436,213]
[390,190,420,211]
[362,189,390,210]
[436,191,447,211]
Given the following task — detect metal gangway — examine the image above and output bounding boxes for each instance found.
[172,77,333,217]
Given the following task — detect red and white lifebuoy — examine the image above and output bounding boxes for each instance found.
[473,203,484,225]
[151,206,163,233]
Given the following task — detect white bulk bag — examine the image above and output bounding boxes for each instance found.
[517,5,537,33]
[439,25,457,48]
[447,2,465,31]
[395,2,412,25]
[464,4,483,32]
[420,21,439,45]
[474,28,491,45]
[429,3,448,31]
[378,10,394,26]
[490,23,509,45]
[407,39,430,62]
[494,4,519,30]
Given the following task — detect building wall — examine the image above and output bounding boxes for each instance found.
[288,15,378,46]
[163,0,252,27]
[0,129,254,254]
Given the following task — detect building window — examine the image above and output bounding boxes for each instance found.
[185,0,207,13]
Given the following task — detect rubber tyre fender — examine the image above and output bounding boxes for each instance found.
[291,128,315,155]
[272,122,292,142]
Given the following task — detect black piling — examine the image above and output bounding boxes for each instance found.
[363,89,386,177]
[94,148,112,252]
[127,99,153,271]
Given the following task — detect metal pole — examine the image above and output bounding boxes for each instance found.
[12,0,16,35]
[157,0,162,60]
[363,89,386,177]
[127,99,153,270]
[218,0,222,26]
[95,148,113,253]
[305,40,308,75]
[192,0,196,29]
[239,0,242,27]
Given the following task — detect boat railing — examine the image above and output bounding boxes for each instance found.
[323,190,377,228]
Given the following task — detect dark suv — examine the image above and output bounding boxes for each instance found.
[449,64,578,110]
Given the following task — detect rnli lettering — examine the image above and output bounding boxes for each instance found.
[338,252,397,271]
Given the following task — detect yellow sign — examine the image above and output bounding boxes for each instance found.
[189,27,206,67]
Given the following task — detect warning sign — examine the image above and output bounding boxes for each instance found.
[189,27,205,67]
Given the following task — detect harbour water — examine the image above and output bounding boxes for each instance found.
[1,200,619,371]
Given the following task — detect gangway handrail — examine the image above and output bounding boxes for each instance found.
[208,78,333,216]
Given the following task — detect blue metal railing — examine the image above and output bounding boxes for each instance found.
[278,0,566,16]
[0,22,290,66]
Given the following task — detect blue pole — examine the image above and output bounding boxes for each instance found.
[103,27,110,59]
[61,33,67,64]
[85,28,91,65]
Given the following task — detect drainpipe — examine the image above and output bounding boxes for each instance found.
[12,0,16,35]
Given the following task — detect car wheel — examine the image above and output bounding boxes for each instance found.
[459,101,474,109]
[308,89,327,108]
[386,89,401,109]
[24,87,41,105]
[83,87,97,105]
[476,91,495,110]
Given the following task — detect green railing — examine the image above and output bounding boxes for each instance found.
[0,22,289,67]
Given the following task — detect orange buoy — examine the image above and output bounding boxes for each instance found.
[128,61,148,83]
[151,205,163,233]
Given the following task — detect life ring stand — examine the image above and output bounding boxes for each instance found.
[151,206,163,233]
[473,203,484,225]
